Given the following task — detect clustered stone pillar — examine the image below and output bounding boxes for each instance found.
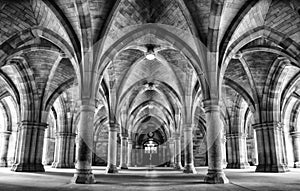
[119,135,128,169]
[183,124,196,173]
[290,131,300,168]
[127,139,133,167]
[251,131,258,165]
[0,131,11,167]
[169,138,175,167]
[162,145,167,166]
[43,128,54,165]
[12,122,47,172]
[106,123,119,173]
[226,133,250,169]
[174,133,183,169]
[203,100,229,183]
[52,132,76,168]
[72,103,95,184]
[221,135,227,168]
[253,122,288,172]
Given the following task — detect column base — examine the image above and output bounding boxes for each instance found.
[0,159,7,167]
[43,161,53,166]
[294,162,300,168]
[127,163,132,168]
[222,161,228,169]
[255,164,288,172]
[105,164,118,173]
[227,162,250,169]
[119,163,128,169]
[72,169,96,184]
[169,162,175,168]
[183,164,197,174]
[204,169,229,184]
[52,162,75,168]
[174,163,183,170]
[11,163,45,172]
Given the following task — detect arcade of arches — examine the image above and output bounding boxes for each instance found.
[0,0,300,185]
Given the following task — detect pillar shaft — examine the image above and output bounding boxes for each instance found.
[183,124,196,173]
[174,134,183,169]
[119,136,128,169]
[12,122,46,172]
[162,145,167,166]
[52,133,76,168]
[43,137,54,165]
[127,139,133,167]
[221,136,227,168]
[253,122,288,172]
[0,131,11,167]
[226,133,250,169]
[72,104,95,184]
[290,132,300,168]
[169,138,175,167]
[203,101,229,184]
[105,123,119,173]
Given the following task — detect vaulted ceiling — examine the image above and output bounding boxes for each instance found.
[0,0,300,137]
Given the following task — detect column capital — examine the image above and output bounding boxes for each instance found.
[18,121,48,130]
[202,99,221,113]
[56,132,76,137]
[183,123,194,131]
[78,98,96,107]
[226,132,247,139]
[120,132,128,138]
[174,133,181,139]
[0,131,12,135]
[290,131,300,138]
[109,123,120,131]
[127,139,133,144]
[169,138,175,143]
[252,122,283,131]
[80,104,95,113]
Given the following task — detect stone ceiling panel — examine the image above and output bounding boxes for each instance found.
[0,2,37,45]
[224,59,252,95]
[230,0,272,46]
[24,50,60,97]
[183,0,211,44]
[45,58,77,104]
[243,51,278,97]
[53,0,80,42]
[219,0,248,43]
[265,0,300,44]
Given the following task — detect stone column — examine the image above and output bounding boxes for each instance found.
[183,124,196,173]
[226,133,250,169]
[119,136,128,169]
[221,135,227,169]
[67,134,76,168]
[169,138,175,167]
[127,139,133,167]
[253,122,288,172]
[203,100,229,183]
[105,123,119,173]
[290,132,300,168]
[12,122,47,172]
[174,134,183,169]
[42,128,54,165]
[0,131,11,167]
[162,145,166,166]
[251,131,258,165]
[52,133,76,168]
[72,103,96,184]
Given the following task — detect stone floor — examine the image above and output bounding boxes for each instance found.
[0,166,299,191]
